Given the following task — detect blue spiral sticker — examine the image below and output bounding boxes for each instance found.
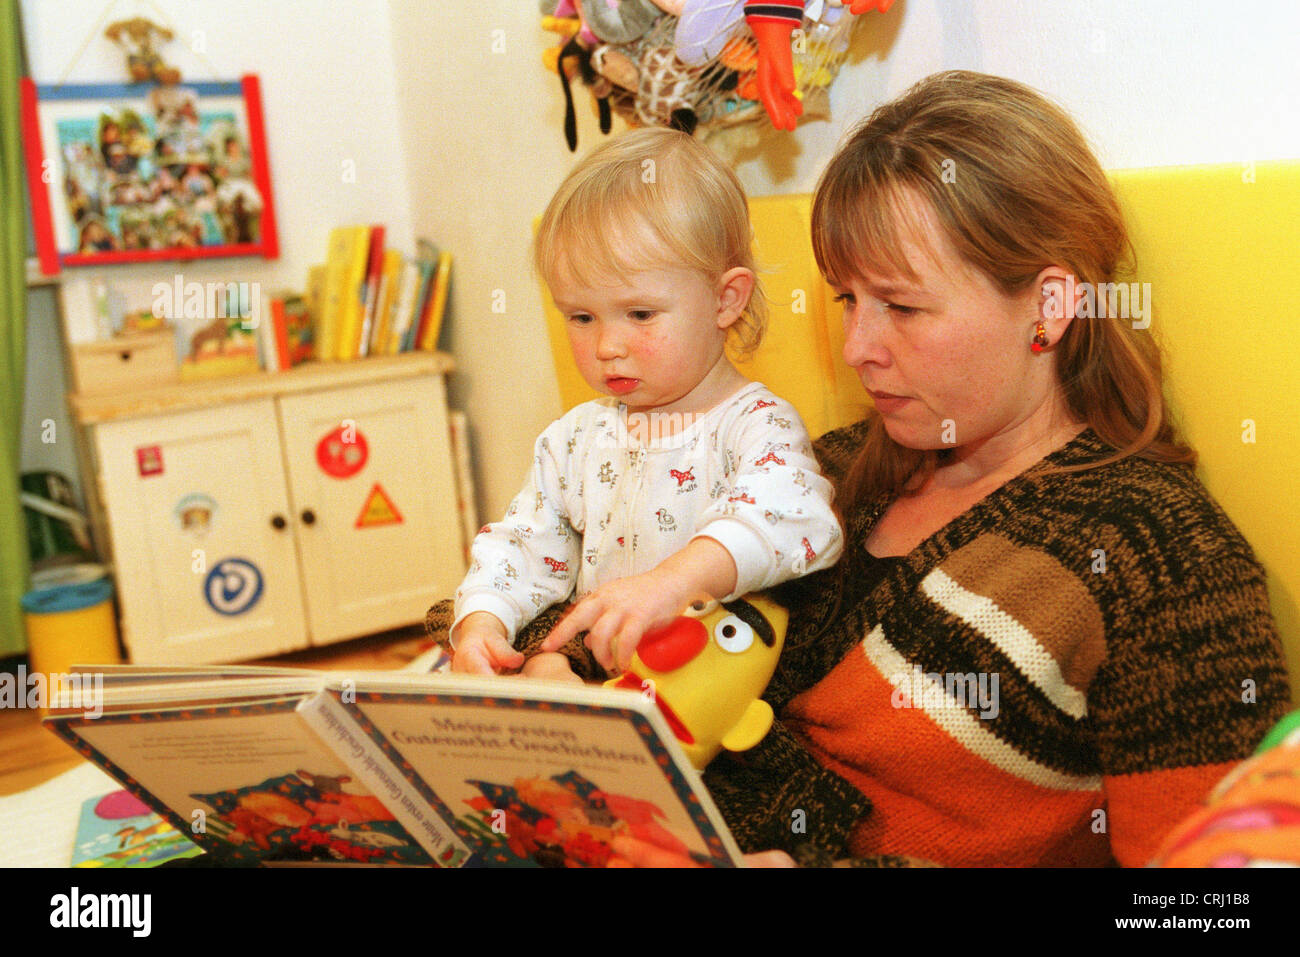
[204,557,263,616]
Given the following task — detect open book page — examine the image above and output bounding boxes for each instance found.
[48,694,434,866]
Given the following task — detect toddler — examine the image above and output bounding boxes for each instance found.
[450,127,842,680]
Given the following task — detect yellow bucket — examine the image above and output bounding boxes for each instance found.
[22,577,121,681]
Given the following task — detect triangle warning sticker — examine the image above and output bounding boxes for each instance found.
[355,482,403,528]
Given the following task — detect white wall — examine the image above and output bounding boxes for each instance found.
[717,0,1300,196]
[22,0,1300,529]
[18,0,417,506]
[398,0,1300,523]
[21,0,417,285]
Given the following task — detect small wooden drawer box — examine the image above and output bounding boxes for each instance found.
[71,330,180,395]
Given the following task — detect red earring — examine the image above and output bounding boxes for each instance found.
[1031,321,1049,353]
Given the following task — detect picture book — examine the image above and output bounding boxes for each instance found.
[44,668,745,868]
[270,294,314,369]
[320,225,369,361]
[354,225,385,359]
[71,789,202,868]
[386,258,421,355]
[370,248,404,355]
[417,251,452,352]
[402,239,440,353]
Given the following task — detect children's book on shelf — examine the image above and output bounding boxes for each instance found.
[386,257,422,355]
[418,250,453,352]
[320,225,369,361]
[317,228,452,360]
[44,667,745,868]
[354,225,385,358]
[371,248,404,355]
[403,239,440,353]
[269,294,315,369]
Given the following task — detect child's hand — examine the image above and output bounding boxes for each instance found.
[539,568,697,673]
[450,612,524,675]
[540,538,738,673]
[519,652,584,685]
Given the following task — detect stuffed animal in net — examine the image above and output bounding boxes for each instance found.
[540,0,892,147]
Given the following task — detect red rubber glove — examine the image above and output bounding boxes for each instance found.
[747,18,802,131]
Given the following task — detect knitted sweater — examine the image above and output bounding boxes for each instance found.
[710,421,1291,866]
[429,421,1291,866]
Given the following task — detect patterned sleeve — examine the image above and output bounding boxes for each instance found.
[1090,541,1291,866]
[692,393,844,598]
[451,421,582,643]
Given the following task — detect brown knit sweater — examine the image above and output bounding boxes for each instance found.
[427,422,1291,866]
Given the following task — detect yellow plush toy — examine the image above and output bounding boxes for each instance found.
[604,593,787,770]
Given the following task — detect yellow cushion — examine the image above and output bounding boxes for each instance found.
[1111,161,1300,699]
[540,164,1300,699]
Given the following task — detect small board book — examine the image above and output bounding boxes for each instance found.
[44,667,745,868]
[71,789,202,868]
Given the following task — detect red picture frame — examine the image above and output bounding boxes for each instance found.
[21,74,278,275]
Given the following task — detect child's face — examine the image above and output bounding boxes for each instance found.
[552,259,743,417]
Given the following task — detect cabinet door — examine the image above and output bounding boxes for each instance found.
[93,399,310,664]
[277,375,464,643]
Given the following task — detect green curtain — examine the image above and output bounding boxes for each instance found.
[0,0,29,655]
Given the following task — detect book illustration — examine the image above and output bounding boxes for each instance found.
[72,789,201,868]
[44,668,750,867]
[188,769,431,865]
[456,770,711,868]
[47,693,447,867]
[339,687,740,866]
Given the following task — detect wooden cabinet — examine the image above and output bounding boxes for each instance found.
[73,354,466,665]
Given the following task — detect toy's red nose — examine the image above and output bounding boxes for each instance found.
[637,617,708,672]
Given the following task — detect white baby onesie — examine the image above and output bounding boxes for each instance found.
[452,380,842,641]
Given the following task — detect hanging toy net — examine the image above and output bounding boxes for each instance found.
[543,4,863,146]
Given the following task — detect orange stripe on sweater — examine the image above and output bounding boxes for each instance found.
[785,646,1112,866]
[787,649,1240,866]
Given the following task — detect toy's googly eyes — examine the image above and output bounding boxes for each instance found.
[713,615,753,654]
[685,598,719,619]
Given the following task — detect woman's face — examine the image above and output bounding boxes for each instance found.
[830,192,1061,454]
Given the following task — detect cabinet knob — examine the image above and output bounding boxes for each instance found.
[301,509,316,525]
[271,514,287,530]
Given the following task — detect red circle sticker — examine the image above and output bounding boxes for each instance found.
[316,424,368,478]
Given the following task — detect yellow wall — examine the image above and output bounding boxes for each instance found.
[542,164,1300,700]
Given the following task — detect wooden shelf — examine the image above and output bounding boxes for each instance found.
[69,351,455,425]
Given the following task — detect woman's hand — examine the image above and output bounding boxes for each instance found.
[608,834,797,868]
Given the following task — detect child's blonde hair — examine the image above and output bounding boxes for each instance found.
[534,127,767,357]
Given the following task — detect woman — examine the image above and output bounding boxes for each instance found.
[697,70,1292,867]
[451,70,1291,867]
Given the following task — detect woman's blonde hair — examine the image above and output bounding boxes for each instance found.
[534,127,767,357]
[811,70,1195,507]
